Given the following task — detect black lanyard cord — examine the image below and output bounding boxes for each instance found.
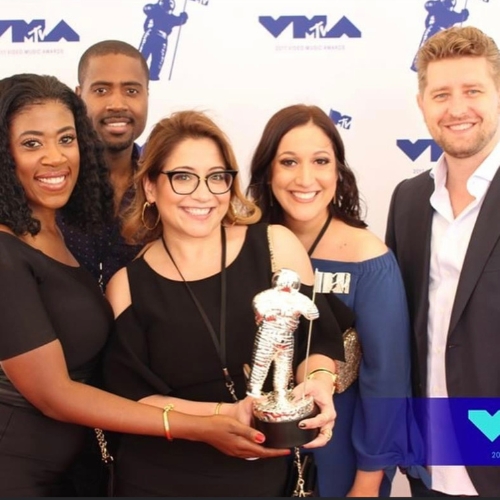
[160,225,237,402]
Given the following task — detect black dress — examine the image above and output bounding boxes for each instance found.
[0,233,113,497]
[103,223,346,497]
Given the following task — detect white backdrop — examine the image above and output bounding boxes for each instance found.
[1,0,498,238]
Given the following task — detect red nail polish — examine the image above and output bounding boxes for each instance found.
[255,433,265,444]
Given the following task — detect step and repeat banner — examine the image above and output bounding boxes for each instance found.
[1,0,498,236]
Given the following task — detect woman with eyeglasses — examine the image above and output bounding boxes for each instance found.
[0,75,292,497]
[102,110,349,497]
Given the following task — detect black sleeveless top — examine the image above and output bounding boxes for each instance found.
[103,223,346,496]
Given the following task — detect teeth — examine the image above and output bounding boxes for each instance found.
[292,191,317,200]
[38,176,65,184]
[107,122,128,127]
[185,208,211,215]
[449,123,473,131]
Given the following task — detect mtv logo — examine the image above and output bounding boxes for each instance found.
[0,19,79,42]
[259,15,361,39]
[397,139,442,162]
[329,109,352,129]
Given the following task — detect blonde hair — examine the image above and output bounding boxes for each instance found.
[122,110,261,244]
[416,26,500,93]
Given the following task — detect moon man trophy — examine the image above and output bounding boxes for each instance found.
[247,268,320,448]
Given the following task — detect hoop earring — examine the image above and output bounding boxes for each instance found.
[141,201,160,230]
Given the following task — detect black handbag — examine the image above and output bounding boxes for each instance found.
[67,427,115,497]
[284,449,318,497]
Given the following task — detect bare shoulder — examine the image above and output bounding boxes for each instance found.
[346,226,388,261]
[0,225,15,235]
[328,221,388,262]
[105,267,131,318]
[269,224,314,285]
[269,224,306,256]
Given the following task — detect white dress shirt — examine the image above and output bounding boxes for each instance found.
[426,142,500,495]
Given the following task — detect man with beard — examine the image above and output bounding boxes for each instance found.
[386,26,500,497]
[59,40,149,288]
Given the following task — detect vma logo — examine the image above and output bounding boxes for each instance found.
[397,139,442,162]
[259,16,361,39]
[0,20,79,43]
[329,109,352,130]
[468,410,500,442]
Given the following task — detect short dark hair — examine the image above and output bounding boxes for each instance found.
[247,104,366,228]
[78,40,149,85]
[0,73,113,236]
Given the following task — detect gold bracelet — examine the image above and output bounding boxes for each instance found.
[214,401,224,415]
[162,404,174,441]
[307,368,338,395]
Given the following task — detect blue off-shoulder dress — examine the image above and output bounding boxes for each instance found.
[311,250,427,497]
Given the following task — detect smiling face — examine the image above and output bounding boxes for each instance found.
[9,100,80,219]
[77,53,148,154]
[144,137,231,240]
[270,122,337,228]
[417,56,500,164]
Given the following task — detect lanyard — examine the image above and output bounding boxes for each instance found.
[160,225,238,402]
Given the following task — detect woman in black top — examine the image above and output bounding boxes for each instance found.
[103,110,348,496]
[0,74,285,497]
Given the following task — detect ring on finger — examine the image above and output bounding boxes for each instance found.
[320,429,333,441]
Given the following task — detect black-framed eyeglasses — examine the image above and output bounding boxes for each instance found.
[160,170,238,195]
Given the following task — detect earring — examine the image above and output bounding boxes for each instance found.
[141,201,160,230]
[268,184,274,207]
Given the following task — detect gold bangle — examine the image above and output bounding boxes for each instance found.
[214,401,224,415]
[307,368,338,395]
[162,404,174,441]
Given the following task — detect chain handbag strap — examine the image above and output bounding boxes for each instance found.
[94,427,114,464]
[292,446,306,497]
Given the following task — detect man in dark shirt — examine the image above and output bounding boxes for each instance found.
[60,40,149,288]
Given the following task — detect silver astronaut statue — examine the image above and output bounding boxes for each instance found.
[247,268,320,448]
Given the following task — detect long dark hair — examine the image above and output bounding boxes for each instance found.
[247,104,366,228]
[0,73,113,236]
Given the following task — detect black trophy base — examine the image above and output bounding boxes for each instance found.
[254,404,320,448]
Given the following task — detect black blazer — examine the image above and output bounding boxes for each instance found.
[385,168,500,496]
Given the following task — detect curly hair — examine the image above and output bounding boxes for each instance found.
[247,104,366,228]
[122,110,261,244]
[0,73,113,236]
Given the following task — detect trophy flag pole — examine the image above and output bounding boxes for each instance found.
[301,268,320,400]
[168,0,189,80]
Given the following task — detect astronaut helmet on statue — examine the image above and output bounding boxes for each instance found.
[159,0,175,12]
[272,269,301,293]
